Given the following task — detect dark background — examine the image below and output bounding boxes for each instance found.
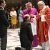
[5,0,50,10]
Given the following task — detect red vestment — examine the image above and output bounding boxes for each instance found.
[37,7,50,44]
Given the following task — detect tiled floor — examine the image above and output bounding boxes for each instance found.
[6,28,21,50]
[0,29,43,50]
[0,28,50,50]
[6,29,43,50]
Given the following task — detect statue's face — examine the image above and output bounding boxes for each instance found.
[38,4,44,10]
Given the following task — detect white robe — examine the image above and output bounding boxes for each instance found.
[31,17,37,36]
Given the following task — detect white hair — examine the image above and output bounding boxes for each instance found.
[37,1,45,6]
[25,2,32,6]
